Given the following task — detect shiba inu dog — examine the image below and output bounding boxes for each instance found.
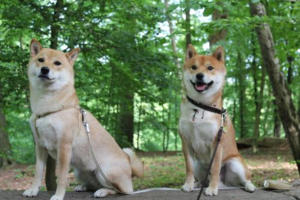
[179,45,255,196]
[23,39,143,200]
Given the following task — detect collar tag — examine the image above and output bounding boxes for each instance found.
[192,109,198,122]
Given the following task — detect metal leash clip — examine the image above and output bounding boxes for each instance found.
[221,110,227,131]
[80,109,90,134]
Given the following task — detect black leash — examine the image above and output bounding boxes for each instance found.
[186,96,226,200]
[196,127,223,200]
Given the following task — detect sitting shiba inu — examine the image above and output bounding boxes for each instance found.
[179,45,255,196]
[23,39,143,200]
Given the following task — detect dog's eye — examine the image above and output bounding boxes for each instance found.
[207,66,214,71]
[191,65,197,70]
[38,58,44,62]
[54,61,61,66]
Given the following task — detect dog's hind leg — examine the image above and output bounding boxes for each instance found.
[74,169,101,192]
[94,188,116,198]
[93,175,133,198]
[114,175,133,194]
[224,157,256,192]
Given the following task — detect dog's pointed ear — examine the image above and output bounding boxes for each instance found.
[212,46,225,63]
[30,39,42,57]
[186,44,197,60]
[66,48,80,65]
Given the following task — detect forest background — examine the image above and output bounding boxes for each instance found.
[0,0,299,179]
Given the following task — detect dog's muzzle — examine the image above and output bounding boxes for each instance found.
[38,66,52,80]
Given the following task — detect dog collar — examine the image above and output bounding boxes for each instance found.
[186,96,226,115]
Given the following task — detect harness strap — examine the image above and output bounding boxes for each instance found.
[33,105,79,138]
[36,105,79,119]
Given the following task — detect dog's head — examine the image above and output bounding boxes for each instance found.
[28,39,80,91]
[183,45,226,100]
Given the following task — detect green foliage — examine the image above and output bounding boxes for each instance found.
[0,0,299,163]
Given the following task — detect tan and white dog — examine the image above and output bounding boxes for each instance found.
[179,45,255,196]
[23,39,143,200]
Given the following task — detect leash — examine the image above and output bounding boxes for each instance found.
[80,108,121,193]
[186,96,226,200]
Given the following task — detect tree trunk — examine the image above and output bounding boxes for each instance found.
[165,0,180,152]
[136,102,142,150]
[273,101,281,138]
[164,0,181,72]
[50,0,63,49]
[185,0,191,47]
[237,52,245,138]
[252,67,266,152]
[0,107,11,168]
[118,89,134,147]
[250,2,300,174]
[208,1,228,47]
[46,0,64,191]
[287,55,293,85]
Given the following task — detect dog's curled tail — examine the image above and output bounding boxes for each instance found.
[123,148,144,178]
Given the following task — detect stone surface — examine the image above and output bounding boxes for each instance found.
[1,187,299,200]
[284,186,300,200]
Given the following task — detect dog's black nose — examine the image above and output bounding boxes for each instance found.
[41,67,49,75]
[196,73,204,80]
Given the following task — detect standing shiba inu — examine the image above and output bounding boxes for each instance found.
[23,39,143,200]
[179,45,255,196]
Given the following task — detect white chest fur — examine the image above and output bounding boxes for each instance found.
[179,102,220,162]
[34,115,63,156]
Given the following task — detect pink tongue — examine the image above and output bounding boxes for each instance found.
[196,84,207,91]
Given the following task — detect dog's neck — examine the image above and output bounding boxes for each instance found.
[30,83,79,116]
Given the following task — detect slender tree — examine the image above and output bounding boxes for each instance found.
[185,0,191,47]
[250,2,300,174]
[0,107,11,168]
[236,52,246,138]
[273,101,281,138]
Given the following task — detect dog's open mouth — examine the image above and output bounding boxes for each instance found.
[190,80,213,93]
[38,74,53,81]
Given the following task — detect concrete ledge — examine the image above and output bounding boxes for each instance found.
[1,187,299,200]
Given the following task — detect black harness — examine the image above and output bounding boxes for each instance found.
[186,96,226,200]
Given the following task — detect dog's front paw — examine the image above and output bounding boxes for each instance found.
[50,195,64,200]
[245,181,256,192]
[181,182,194,192]
[74,185,87,192]
[204,187,218,196]
[23,187,39,197]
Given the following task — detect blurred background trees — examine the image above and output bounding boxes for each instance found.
[0,0,299,170]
